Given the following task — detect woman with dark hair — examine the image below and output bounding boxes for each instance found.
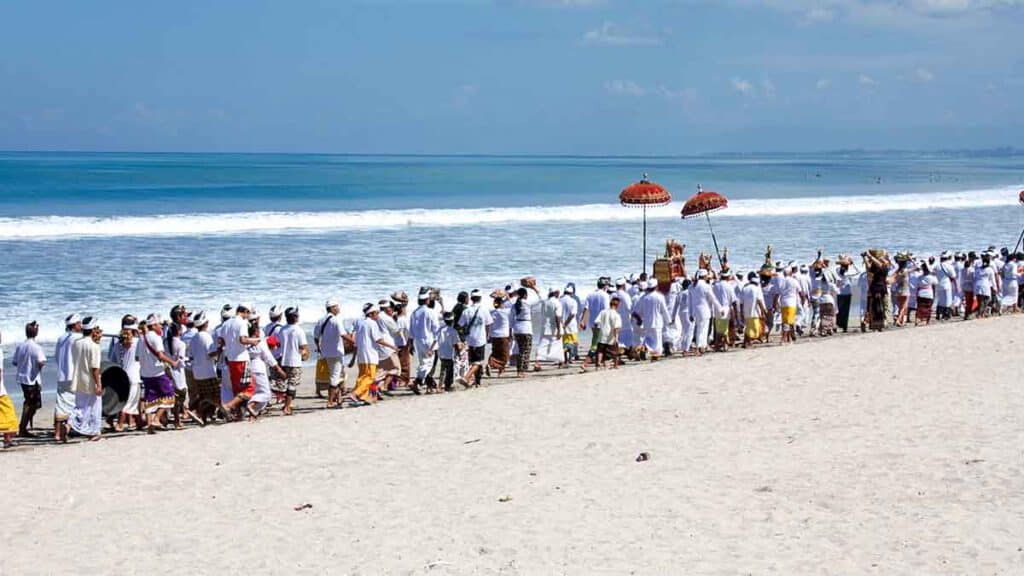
[862,250,891,332]
[487,294,511,377]
[914,262,937,326]
[511,287,533,378]
[893,260,911,327]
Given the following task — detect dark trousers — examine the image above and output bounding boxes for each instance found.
[438,358,454,390]
[836,294,852,331]
[468,346,485,386]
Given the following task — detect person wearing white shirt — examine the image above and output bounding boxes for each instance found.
[244,322,286,419]
[276,307,310,415]
[188,311,222,423]
[580,279,610,361]
[317,299,349,407]
[560,285,580,363]
[1001,253,1020,313]
[69,318,104,440]
[835,260,860,332]
[13,321,46,438]
[613,281,635,354]
[511,287,535,378]
[688,271,720,354]
[672,279,694,353]
[739,272,768,348]
[487,294,513,378]
[778,271,802,343]
[914,263,939,325]
[712,272,738,350]
[633,279,670,360]
[139,314,184,433]
[585,296,623,370]
[972,254,999,318]
[457,290,494,386]
[410,290,442,392]
[533,287,564,369]
[108,315,142,432]
[53,313,83,441]
[349,303,397,405]
[817,268,839,336]
[934,252,958,320]
[219,304,262,406]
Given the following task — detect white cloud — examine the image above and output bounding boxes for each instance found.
[583,22,662,46]
[604,80,646,96]
[747,0,1024,28]
[914,67,935,82]
[816,78,832,90]
[731,77,755,95]
[858,73,878,86]
[656,86,698,102]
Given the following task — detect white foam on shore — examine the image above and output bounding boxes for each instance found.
[0,185,1019,240]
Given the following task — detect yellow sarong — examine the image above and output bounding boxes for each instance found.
[781,306,797,326]
[744,317,763,340]
[0,395,18,433]
[353,364,377,401]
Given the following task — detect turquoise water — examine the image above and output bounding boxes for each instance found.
[1,151,1022,393]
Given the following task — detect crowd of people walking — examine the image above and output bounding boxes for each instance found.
[0,244,1020,449]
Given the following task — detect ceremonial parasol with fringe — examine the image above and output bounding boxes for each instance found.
[620,174,671,271]
[681,185,728,268]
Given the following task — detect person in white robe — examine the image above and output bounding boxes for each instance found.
[535,287,564,367]
[672,279,694,353]
[688,270,720,355]
[613,279,635,353]
[69,317,103,440]
[409,289,442,392]
[633,279,670,359]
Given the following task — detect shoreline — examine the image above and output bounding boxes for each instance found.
[3,314,1021,573]
[5,311,1010,452]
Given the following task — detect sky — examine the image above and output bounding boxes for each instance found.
[0,0,1022,154]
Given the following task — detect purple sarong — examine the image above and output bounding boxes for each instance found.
[142,374,175,414]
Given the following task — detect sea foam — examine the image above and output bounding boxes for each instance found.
[0,185,1018,240]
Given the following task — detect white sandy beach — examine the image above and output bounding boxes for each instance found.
[3,315,1023,575]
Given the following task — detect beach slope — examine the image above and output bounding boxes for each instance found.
[4,316,1023,575]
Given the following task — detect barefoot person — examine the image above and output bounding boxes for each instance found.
[0,331,18,449]
[53,313,82,442]
[533,287,564,371]
[69,318,103,441]
[740,272,768,348]
[593,295,623,369]
[410,289,441,393]
[318,299,349,407]
[108,316,142,432]
[13,321,46,438]
[277,307,309,415]
[139,314,182,433]
[458,290,492,386]
[348,303,398,405]
[187,311,221,424]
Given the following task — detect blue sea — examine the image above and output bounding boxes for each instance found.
[1,151,1022,393]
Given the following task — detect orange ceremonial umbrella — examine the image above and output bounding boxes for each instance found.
[620,174,671,271]
[681,185,729,268]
